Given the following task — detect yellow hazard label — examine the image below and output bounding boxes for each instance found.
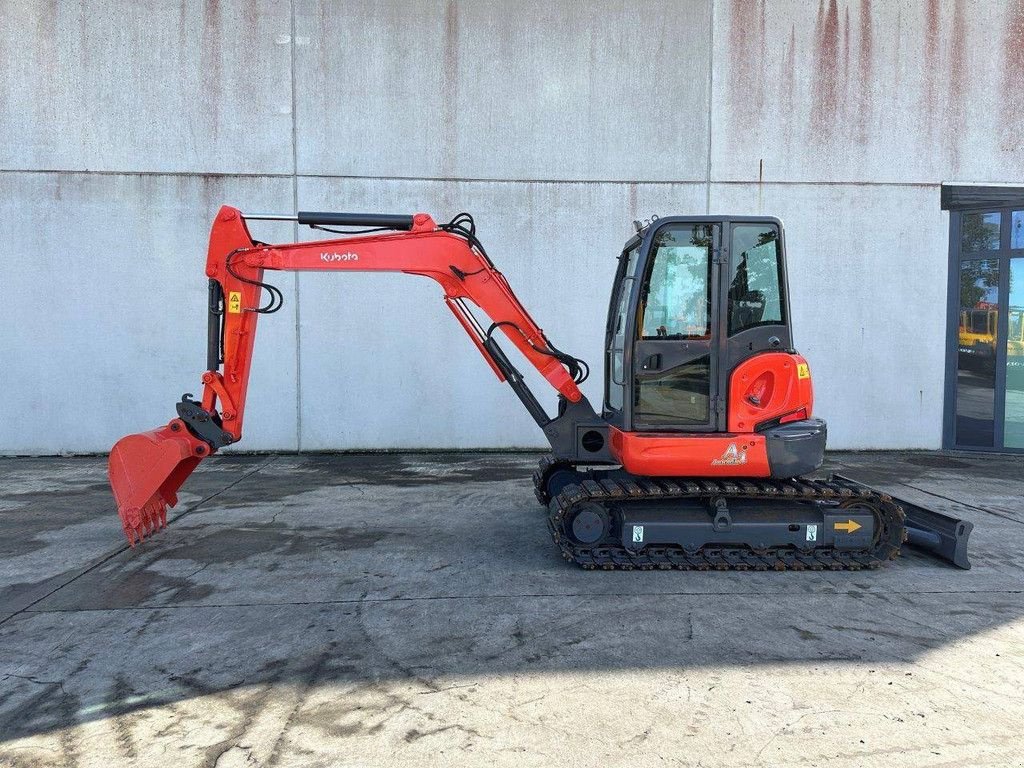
[228,291,242,314]
[797,363,810,379]
[834,519,862,533]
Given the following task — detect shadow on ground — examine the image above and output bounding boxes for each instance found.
[0,451,1021,749]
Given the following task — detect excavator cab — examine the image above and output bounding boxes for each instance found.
[581,217,825,481]
[605,217,792,433]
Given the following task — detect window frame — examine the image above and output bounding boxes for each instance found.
[631,223,718,429]
[637,225,714,341]
[604,243,641,416]
[726,222,787,337]
[942,194,1024,453]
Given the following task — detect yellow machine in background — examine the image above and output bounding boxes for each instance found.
[959,307,998,372]
[1008,307,1024,358]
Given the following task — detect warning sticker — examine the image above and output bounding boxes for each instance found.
[632,525,644,543]
[797,363,810,379]
[806,524,818,542]
[228,291,242,314]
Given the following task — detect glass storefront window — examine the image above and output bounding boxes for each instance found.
[1012,211,1024,250]
[956,260,1000,447]
[1005,258,1024,448]
[961,212,1001,252]
[950,205,1024,452]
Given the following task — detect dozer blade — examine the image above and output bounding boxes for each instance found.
[832,473,973,569]
[108,420,208,546]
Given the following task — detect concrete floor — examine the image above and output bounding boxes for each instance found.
[0,451,1022,768]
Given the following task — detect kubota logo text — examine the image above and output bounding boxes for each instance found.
[711,443,747,466]
[321,251,359,262]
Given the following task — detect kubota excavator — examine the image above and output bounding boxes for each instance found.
[107,206,973,570]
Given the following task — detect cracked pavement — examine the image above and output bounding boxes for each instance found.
[0,451,1022,767]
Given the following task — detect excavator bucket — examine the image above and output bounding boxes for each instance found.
[108,421,206,546]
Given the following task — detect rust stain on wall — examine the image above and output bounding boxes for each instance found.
[949,1,967,109]
[843,6,851,86]
[728,0,1009,161]
[856,0,873,142]
[728,0,768,117]
[1003,0,1024,150]
[757,0,768,114]
[811,0,842,136]
[923,0,940,121]
[948,0,967,169]
[200,0,224,138]
[893,9,902,93]
[241,2,259,37]
[925,0,940,60]
[440,0,460,179]
[782,24,797,122]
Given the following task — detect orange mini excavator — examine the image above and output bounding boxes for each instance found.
[108,207,972,570]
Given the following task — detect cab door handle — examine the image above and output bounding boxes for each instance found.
[641,353,662,371]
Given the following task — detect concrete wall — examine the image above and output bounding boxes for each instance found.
[1,0,1021,454]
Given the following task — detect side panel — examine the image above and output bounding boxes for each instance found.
[727,352,814,433]
[608,426,771,477]
[607,420,825,479]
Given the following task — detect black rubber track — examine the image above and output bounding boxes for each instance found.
[533,454,907,571]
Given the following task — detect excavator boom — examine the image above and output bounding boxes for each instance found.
[109,206,597,544]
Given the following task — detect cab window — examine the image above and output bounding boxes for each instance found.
[607,245,640,411]
[728,224,784,335]
[639,225,713,340]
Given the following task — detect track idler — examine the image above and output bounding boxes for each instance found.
[107,419,211,545]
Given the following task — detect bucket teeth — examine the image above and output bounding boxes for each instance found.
[120,497,169,546]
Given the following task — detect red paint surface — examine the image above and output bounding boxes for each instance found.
[727,353,814,433]
[609,428,772,479]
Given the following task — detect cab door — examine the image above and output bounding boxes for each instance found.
[604,242,642,427]
[720,220,791,383]
[631,222,721,431]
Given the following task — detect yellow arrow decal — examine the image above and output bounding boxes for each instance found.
[834,519,862,533]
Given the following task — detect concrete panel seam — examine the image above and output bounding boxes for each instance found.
[0,169,961,189]
[290,0,302,452]
[0,168,295,179]
[0,169,708,185]
[706,0,715,215]
[710,180,944,189]
[292,174,709,186]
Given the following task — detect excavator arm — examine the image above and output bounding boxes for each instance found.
[108,206,597,545]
